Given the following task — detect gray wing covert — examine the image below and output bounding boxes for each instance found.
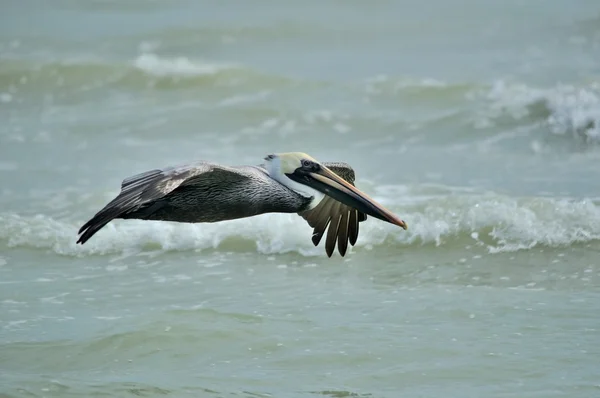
[298,162,368,257]
[76,162,250,244]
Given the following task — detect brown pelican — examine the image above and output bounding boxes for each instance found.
[77,152,407,257]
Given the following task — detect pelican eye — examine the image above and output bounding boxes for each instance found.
[301,159,312,168]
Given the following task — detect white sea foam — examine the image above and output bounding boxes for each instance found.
[0,92,13,103]
[1,193,599,257]
[479,81,600,142]
[364,75,449,95]
[133,53,234,77]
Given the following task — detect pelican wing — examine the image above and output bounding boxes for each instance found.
[76,162,269,244]
[298,162,367,257]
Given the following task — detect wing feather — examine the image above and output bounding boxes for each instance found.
[326,211,342,258]
[298,162,368,257]
[337,210,350,257]
[307,199,334,246]
[348,209,359,246]
[76,162,253,244]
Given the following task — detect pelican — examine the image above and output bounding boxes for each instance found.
[77,152,407,257]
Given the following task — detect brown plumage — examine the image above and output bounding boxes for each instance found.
[77,160,368,257]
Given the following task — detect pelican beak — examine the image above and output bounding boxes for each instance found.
[291,165,408,230]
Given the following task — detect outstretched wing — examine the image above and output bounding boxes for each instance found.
[76,162,252,244]
[298,162,367,257]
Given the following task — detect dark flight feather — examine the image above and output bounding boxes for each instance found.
[298,162,368,257]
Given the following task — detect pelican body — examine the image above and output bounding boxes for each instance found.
[77,152,407,257]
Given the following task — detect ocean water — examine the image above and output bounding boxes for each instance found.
[1,0,600,397]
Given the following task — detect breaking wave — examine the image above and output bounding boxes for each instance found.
[132,53,236,78]
[363,75,600,145]
[2,53,599,148]
[472,80,600,144]
[1,192,599,257]
[0,53,285,94]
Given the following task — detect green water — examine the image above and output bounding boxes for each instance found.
[1,1,600,397]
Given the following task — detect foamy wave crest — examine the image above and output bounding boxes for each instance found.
[479,81,600,143]
[0,213,320,257]
[0,54,270,95]
[392,194,600,253]
[364,75,475,101]
[133,53,236,77]
[1,194,599,257]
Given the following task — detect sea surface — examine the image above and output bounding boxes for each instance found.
[1,1,600,397]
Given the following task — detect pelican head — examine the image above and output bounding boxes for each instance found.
[264,152,408,229]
